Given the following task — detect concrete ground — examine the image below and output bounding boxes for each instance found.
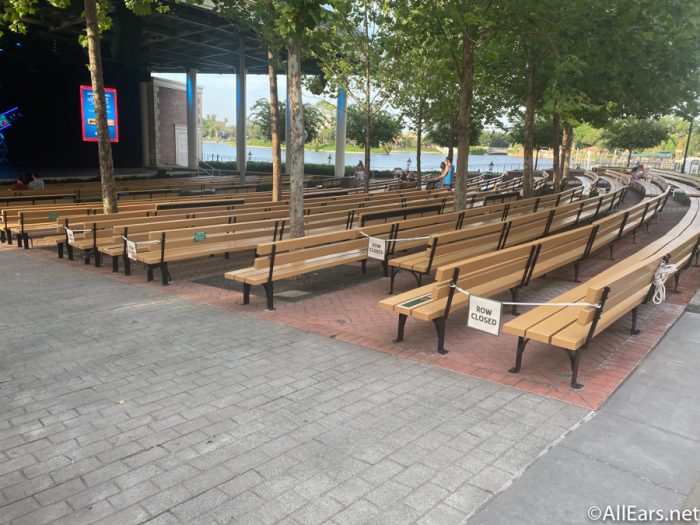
[1,244,698,524]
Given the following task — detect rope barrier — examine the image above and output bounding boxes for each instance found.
[652,262,678,305]
[449,284,601,308]
[121,236,161,246]
[65,228,92,233]
[359,232,430,243]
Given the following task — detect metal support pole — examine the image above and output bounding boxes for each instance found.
[186,68,199,170]
[236,37,247,183]
[285,74,291,174]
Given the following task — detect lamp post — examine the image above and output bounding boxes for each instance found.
[406,157,412,174]
[248,150,252,163]
[327,154,332,165]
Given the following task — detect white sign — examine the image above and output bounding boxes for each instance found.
[467,295,502,336]
[65,228,75,244]
[367,236,387,260]
[126,239,138,261]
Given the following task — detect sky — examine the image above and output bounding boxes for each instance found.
[152,73,335,123]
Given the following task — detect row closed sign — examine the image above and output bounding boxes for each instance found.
[367,237,386,261]
[467,294,502,336]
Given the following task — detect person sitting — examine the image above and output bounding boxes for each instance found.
[27,173,44,190]
[9,177,28,191]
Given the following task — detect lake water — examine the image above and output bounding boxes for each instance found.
[203,142,554,172]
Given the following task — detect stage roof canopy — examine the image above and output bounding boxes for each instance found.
[5,0,319,74]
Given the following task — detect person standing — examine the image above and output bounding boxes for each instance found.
[437,157,454,189]
[354,161,366,188]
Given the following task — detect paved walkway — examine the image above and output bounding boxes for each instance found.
[471,311,700,524]
[0,249,589,524]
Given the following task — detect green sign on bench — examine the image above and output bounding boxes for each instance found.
[193,231,207,242]
[48,212,59,220]
[399,294,432,309]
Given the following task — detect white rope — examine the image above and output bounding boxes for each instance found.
[450,284,601,308]
[65,228,92,233]
[121,236,161,246]
[651,263,678,305]
[359,232,430,242]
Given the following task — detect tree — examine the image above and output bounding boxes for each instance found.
[510,117,554,169]
[273,0,326,238]
[602,118,670,166]
[250,98,324,144]
[210,0,286,201]
[202,114,219,139]
[346,106,401,149]
[1,0,121,213]
[389,0,509,210]
[313,0,397,191]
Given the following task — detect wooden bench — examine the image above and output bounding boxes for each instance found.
[379,243,539,353]
[503,229,700,388]
[384,188,618,293]
[377,192,638,353]
[386,210,552,293]
[224,229,376,310]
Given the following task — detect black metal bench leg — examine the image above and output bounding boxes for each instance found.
[242,283,251,305]
[58,242,64,259]
[568,350,584,389]
[23,233,29,250]
[112,256,119,273]
[0,229,4,243]
[147,265,154,282]
[160,262,169,285]
[84,250,91,265]
[95,251,101,268]
[262,282,274,311]
[381,260,388,278]
[16,233,22,247]
[573,261,581,283]
[608,243,614,260]
[389,268,398,294]
[672,272,681,293]
[509,288,519,315]
[123,254,131,276]
[394,314,407,343]
[509,336,529,373]
[361,259,367,274]
[433,317,448,354]
[632,228,637,244]
[5,229,12,245]
[67,243,74,260]
[631,307,640,335]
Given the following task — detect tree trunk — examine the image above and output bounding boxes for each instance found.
[561,122,573,183]
[363,6,371,193]
[416,98,423,187]
[454,33,475,211]
[84,0,117,214]
[268,50,282,202]
[626,148,632,167]
[287,36,304,238]
[552,114,561,192]
[522,65,536,199]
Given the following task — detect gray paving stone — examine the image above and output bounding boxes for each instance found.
[0,249,584,525]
